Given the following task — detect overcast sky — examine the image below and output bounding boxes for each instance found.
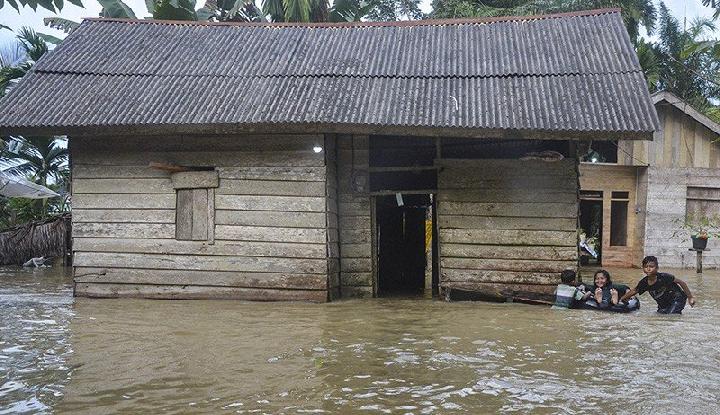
[0,0,716,46]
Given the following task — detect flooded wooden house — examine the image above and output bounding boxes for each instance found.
[0,9,658,302]
[580,91,720,268]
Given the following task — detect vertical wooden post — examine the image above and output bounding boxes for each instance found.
[697,250,703,274]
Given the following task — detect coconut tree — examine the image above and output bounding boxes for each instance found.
[0,27,55,97]
[652,2,720,120]
[429,0,656,43]
[1,137,70,221]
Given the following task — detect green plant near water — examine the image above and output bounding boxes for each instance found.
[674,213,720,239]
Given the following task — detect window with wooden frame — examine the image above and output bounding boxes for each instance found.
[686,187,720,218]
[171,170,218,242]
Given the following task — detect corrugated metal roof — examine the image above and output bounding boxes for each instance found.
[0,8,659,138]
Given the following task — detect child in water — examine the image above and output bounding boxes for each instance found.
[585,270,619,309]
[619,256,696,314]
[552,269,586,309]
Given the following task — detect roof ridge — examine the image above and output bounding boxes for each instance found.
[32,69,644,79]
[81,8,621,29]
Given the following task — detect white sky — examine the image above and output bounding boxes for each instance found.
[0,1,716,45]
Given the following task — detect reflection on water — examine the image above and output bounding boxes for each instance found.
[1,266,719,413]
[0,267,73,414]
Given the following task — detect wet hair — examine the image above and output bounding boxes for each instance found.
[593,269,612,288]
[642,256,658,267]
[560,269,576,284]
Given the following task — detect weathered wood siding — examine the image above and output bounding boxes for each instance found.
[578,163,645,267]
[645,167,720,268]
[71,134,331,301]
[437,159,578,301]
[325,135,341,299]
[336,135,373,298]
[622,104,720,168]
[615,102,720,268]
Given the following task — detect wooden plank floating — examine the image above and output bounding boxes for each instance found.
[74,267,328,290]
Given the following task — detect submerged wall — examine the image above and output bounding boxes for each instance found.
[437,159,579,302]
[70,134,334,301]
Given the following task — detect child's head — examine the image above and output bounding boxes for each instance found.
[642,256,659,276]
[560,269,576,284]
[593,269,612,288]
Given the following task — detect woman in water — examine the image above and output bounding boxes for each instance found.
[583,270,620,309]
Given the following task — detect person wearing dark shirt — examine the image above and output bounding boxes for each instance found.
[620,256,696,314]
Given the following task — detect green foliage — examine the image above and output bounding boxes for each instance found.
[1,0,82,12]
[701,0,719,19]
[98,0,137,18]
[0,137,69,229]
[652,3,720,122]
[1,136,69,187]
[0,27,51,97]
[430,0,656,43]
[43,17,81,34]
[153,0,198,19]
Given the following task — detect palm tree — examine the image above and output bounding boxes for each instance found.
[652,2,720,120]
[429,0,656,43]
[2,137,69,188]
[0,27,50,97]
[1,137,70,221]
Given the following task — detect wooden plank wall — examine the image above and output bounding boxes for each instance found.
[578,163,645,267]
[437,159,578,301]
[71,134,331,301]
[325,135,341,299]
[336,135,373,298]
[624,104,720,168]
[645,167,720,268]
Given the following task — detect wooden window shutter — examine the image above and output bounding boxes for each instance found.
[172,171,218,242]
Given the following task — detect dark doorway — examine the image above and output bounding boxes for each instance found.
[376,194,433,296]
[579,197,603,266]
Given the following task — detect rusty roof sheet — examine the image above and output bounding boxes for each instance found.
[0,8,659,138]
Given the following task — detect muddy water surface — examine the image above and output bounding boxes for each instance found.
[1,266,718,414]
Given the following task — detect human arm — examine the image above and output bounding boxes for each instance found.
[619,287,638,303]
[674,278,696,307]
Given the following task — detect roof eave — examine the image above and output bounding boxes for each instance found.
[0,122,655,141]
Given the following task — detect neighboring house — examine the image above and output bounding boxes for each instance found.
[579,91,720,268]
[0,9,657,301]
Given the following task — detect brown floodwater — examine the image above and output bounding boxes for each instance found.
[1,266,718,414]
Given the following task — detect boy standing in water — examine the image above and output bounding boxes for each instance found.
[619,256,696,314]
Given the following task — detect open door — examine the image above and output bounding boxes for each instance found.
[375,194,436,297]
